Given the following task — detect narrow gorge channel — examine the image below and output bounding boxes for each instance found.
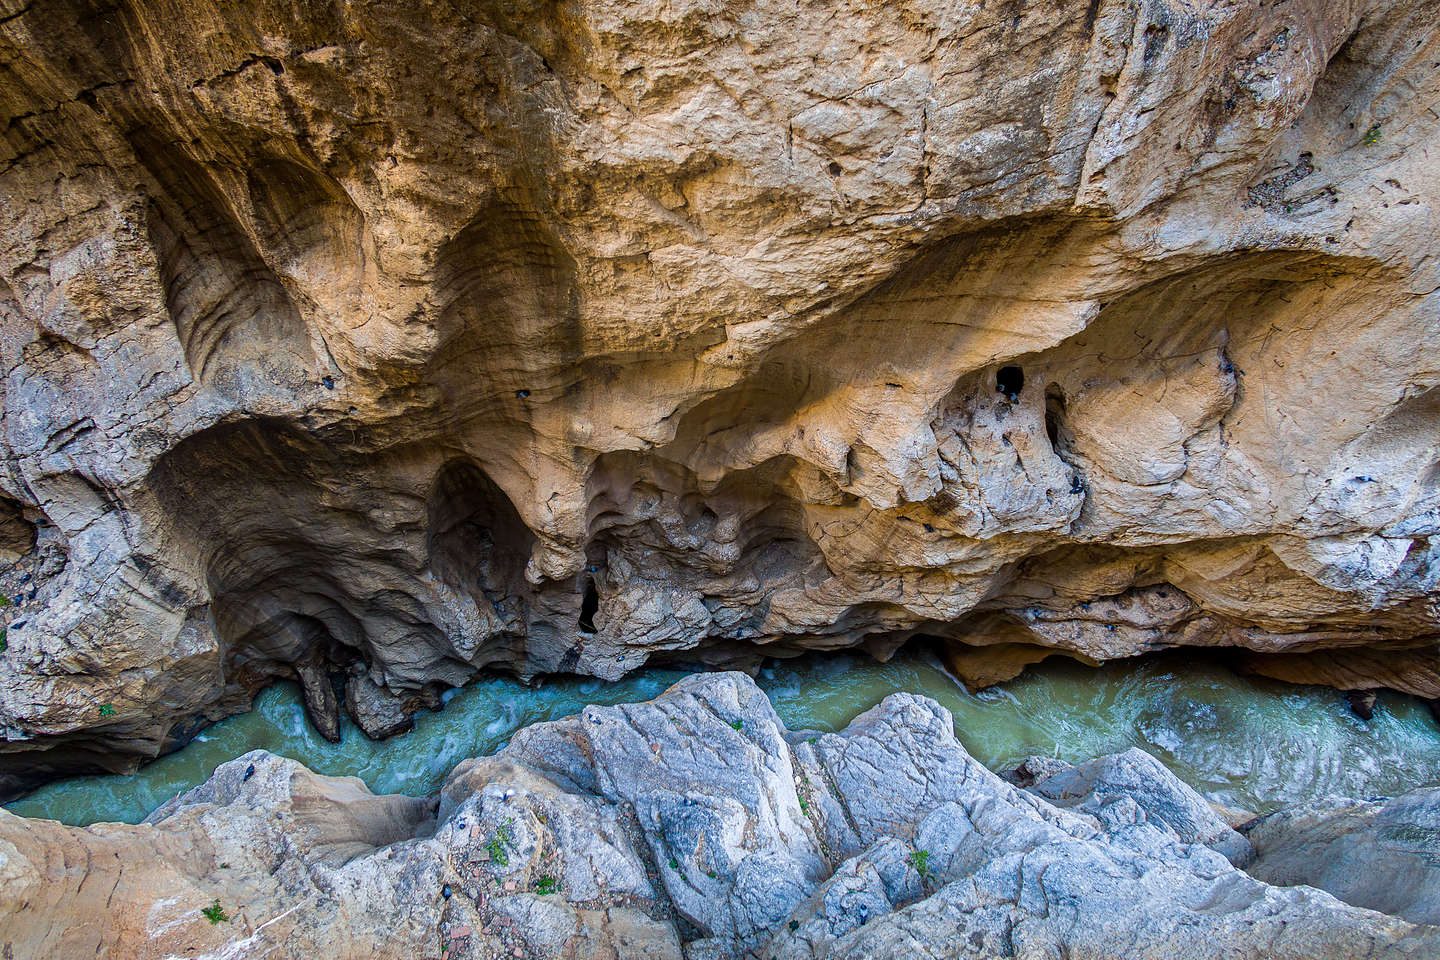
[4,0,1440,956]
[10,650,1439,828]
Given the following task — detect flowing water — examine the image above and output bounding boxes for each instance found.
[7,650,1440,826]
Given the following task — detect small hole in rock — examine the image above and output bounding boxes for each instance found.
[996,366,1024,400]
[578,578,599,634]
[827,161,842,176]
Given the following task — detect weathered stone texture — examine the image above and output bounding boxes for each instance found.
[2,673,1437,959]
[0,0,1437,786]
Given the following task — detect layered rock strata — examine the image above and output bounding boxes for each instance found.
[1,0,1438,788]
[1,672,1437,959]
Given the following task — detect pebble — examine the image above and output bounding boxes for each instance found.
[504,880,517,892]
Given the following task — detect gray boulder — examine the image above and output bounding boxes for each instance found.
[1023,746,1255,864]
[1246,787,1440,926]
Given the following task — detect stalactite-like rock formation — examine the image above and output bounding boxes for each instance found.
[0,0,1437,792]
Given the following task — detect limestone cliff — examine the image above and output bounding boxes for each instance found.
[0,0,1438,790]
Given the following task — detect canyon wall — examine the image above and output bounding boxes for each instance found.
[0,0,1438,791]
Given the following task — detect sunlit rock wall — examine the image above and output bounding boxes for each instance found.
[0,0,1437,790]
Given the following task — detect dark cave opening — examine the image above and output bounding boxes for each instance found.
[1044,383,1069,455]
[426,459,535,597]
[578,577,599,634]
[997,365,1024,401]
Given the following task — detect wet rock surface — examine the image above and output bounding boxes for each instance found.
[1,673,1436,959]
[1,0,1439,787]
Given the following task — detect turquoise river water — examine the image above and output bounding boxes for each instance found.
[7,651,1440,826]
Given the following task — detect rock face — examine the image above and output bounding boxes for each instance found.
[1,672,1437,959]
[1246,790,1440,927]
[1014,746,1256,864]
[1,0,1439,788]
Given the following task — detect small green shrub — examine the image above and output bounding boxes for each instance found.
[98,703,115,718]
[1362,124,1383,146]
[534,873,560,895]
[0,629,7,653]
[908,848,931,878]
[788,920,800,933]
[0,595,11,607]
[486,818,515,866]
[201,899,229,924]
[729,719,743,730]
[668,857,679,870]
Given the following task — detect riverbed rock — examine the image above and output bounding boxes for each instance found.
[0,673,1436,959]
[345,667,441,740]
[2,0,1440,787]
[1021,746,1255,865]
[1245,788,1440,927]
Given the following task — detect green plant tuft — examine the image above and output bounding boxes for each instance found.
[98,703,115,717]
[0,629,6,653]
[668,857,679,870]
[201,899,229,925]
[729,719,743,730]
[534,873,560,895]
[1362,124,1382,146]
[909,848,931,878]
[486,818,515,866]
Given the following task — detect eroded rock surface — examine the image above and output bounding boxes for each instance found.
[0,672,1436,959]
[1,0,1439,787]
[1015,746,1255,864]
[1246,789,1440,927]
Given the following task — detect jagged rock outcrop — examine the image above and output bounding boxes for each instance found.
[1011,746,1256,864]
[1,0,1439,789]
[1,672,1437,959]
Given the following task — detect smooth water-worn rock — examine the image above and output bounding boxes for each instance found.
[1,0,1439,789]
[1246,789,1440,927]
[1,673,1437,959]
